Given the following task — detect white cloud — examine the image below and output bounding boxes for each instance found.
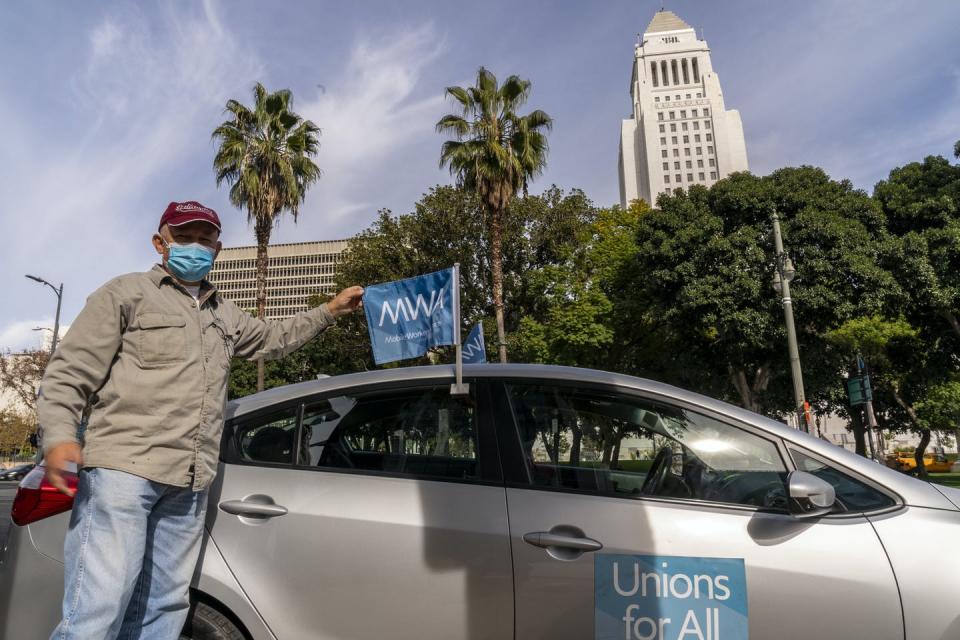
[0,0,263,349]
[0,319,53,353]
[292,24,448,234]
[89,20,122,61]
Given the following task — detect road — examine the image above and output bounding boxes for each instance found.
[1,482,16,544]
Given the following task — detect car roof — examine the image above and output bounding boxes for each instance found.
[226,363,953,509]
[227,363,711,419]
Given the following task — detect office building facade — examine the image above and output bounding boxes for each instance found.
[619,10,749,207]
[208,240,349,320]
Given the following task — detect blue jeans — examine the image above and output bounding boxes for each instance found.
[50,467,209,640]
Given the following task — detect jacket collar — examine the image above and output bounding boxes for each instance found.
[148,264,218,305]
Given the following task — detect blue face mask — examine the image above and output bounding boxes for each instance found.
[163,240,216,282]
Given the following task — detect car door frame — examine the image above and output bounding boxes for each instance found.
[212,374,516,640]
[487,375,905,518]
[487,375,908,639]
[222,375,505,487]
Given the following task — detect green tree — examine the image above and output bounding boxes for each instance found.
[226,185,601,396]
[825,316,952,476]
[621,168,900,419]
[0,349,48,425]
[916,381,960,459]
[212,82,321,391]
[874,155,960,342]
[0,410,34,459]
[437,67,552,362]
[509,197,648,368]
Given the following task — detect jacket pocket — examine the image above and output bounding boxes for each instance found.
[136,313,187,366]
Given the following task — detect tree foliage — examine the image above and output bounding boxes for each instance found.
[0,350,47,457]
[228,185,599,397]
[213,82,321,391]
[874,155,960,341]
[219,142,960,469]
[437,68,552,362]
[0,410,34,458]
[0,349,48,421]
[620,168,898,417]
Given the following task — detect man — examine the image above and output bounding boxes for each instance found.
[38,201,364,639]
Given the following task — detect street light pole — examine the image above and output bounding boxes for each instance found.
[770,212,809,432]
[25,275,63,357]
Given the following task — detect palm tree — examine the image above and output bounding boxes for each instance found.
[212,83,321,391]
[437,68,552,363]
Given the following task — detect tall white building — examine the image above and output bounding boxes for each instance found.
[619,10,749,207]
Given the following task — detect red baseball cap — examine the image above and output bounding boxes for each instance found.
[158,201,222,232]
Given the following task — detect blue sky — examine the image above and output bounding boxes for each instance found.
[1,0,959,350]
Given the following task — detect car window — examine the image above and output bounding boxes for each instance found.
[505,383,789,509]
[789,448,895,512]
[234,408,298,465]
[298,386,480,481]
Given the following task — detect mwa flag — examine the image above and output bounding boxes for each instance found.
[363,269,455,365]
[462,322,486,364]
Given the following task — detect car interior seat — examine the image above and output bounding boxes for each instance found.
[246,426,293,463]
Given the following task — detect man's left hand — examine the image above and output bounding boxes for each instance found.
[327,286,365,318]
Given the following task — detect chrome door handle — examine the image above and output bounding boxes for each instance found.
[523,531,603,552]
[219,499,288,518]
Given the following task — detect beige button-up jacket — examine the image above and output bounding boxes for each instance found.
[38,264,336,490]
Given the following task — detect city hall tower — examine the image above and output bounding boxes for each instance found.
[618,10,749,207]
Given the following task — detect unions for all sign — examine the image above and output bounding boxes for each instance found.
[595,554,748,640]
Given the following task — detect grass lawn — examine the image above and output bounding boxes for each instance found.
[928,473,960,489]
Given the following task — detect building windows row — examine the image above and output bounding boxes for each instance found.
[657,112,712,127]
[212,253,342,271]
[213,279,336,293]
[650,57,701,87]
[209,266,339,284]
[663,172,719,185]
[659,142,716,158]
[654,92,704,103]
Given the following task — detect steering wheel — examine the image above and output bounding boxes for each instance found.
[641,447,673,496]
[314,439,355,468]
[710,473,787,508]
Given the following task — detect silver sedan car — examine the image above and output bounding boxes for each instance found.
[2,364,959,639]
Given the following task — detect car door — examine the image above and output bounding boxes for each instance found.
[492,380,903,640]
[207,379,513,640]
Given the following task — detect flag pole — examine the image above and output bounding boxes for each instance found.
[451,263,469,396]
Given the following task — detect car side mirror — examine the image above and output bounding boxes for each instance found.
[787,470,836,518]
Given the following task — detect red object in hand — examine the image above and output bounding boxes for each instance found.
[11,465,78,526]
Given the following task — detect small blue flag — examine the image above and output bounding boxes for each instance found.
[462,322,486,364]
[363,269,455,365]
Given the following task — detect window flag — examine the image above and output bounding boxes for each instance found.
[462,322,486,364]
[362,268,455,365]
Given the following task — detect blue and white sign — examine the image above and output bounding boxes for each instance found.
[462,322,486,364]
[596,554,748,640]
[363,269,455,365]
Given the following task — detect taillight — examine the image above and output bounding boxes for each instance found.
[10,464,77,526]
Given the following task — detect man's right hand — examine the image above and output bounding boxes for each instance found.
[44,442,83,496]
